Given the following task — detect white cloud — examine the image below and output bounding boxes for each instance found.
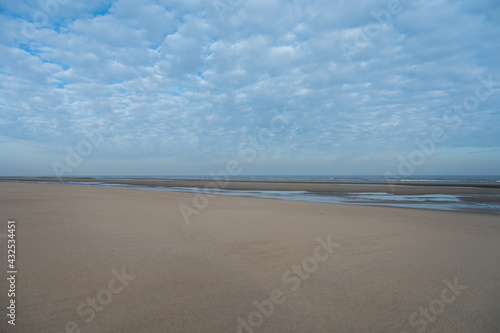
[0,0,499,175]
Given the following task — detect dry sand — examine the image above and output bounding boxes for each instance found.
[0,182,499,332]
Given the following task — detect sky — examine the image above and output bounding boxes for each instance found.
[0,0,499,177]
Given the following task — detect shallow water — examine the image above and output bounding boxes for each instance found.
[119,185,500,214]
[175,187,500,214]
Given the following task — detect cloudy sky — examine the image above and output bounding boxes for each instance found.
[1,0,499,176]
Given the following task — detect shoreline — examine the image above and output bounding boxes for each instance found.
[1,177,500,214]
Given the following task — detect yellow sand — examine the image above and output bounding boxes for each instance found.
[0,182,499,332]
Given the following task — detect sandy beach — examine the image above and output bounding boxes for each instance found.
[1,182,499,332]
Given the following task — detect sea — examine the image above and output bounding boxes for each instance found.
[89,174,500,184]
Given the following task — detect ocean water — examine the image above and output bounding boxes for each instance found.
[89,174,500,184]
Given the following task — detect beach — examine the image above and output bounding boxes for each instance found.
[1,181,499,332]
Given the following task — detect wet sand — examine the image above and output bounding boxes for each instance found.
[2,176,500,195]
[0,182,499,332]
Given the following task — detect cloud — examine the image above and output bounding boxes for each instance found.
[0,0,499,176]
